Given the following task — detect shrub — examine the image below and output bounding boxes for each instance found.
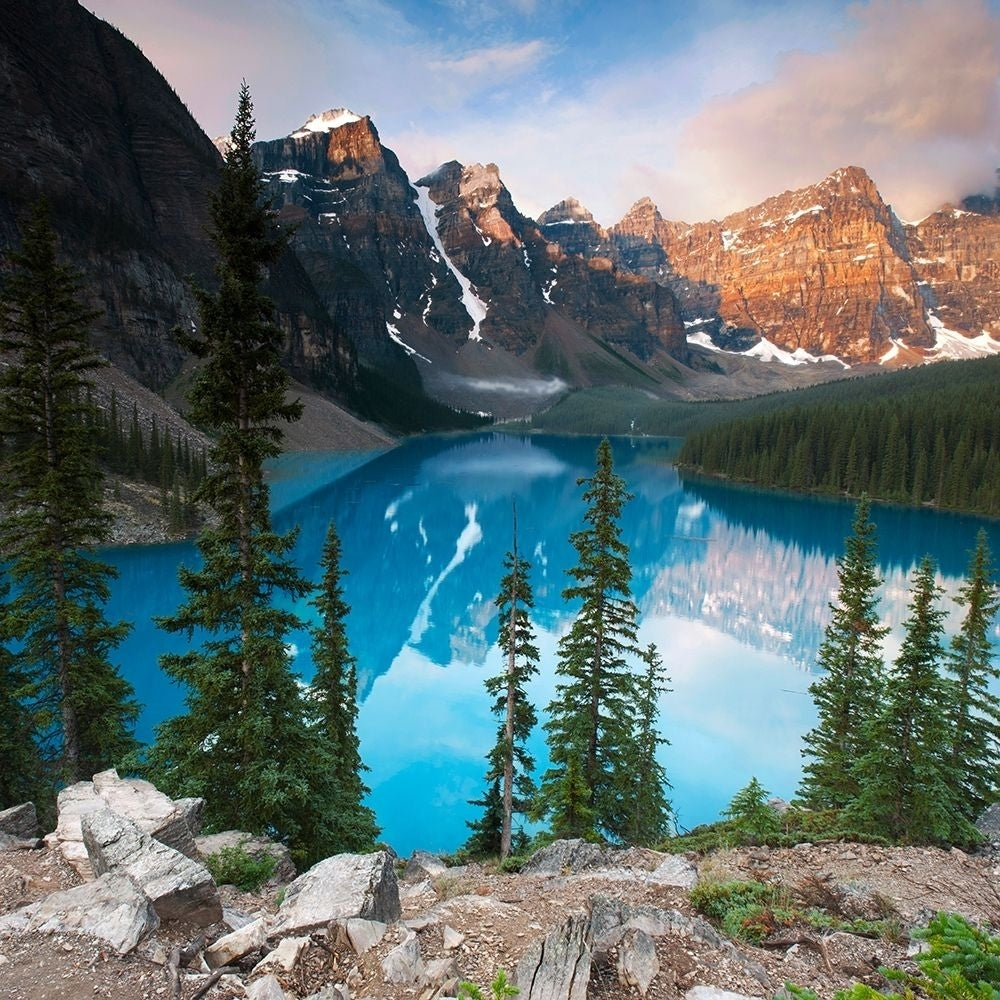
[204,842,277,892]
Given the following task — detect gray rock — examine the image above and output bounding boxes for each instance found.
[515,911,592,1000]
[205,916,268,969]
[91,769,198,858]
[47,770,200,876]
[81,807,221,925]
[976,803,1000,839]
[589,896,769,986]
[304,986,350,1000]
[617,927,659,996]
[174,797,206,837]
[442,924,465,950]
[22,871,158,954]
[343,917,388,955]
[403,849,447,880]
[521,839,614,876]
[253,935,310,974]
[381,931,424,984]
[0,802,38,841]
[270,851,400,937]
[424,954,459,987]
[197,830,296,885]
[247,974,288,1000]
[686,989,758,1000]
[648,855,698,889]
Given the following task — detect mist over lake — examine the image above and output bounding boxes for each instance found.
[102,433,1000,856]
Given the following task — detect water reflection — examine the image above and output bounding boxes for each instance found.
[102,432,1000,856]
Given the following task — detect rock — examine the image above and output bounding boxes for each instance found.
[515,911,592,1000]
[521,839,614,876]
[381,931,424,985]
[81,807,221,925]
[205,916,268,969]
[247,974,288,1000]
[648,855,698,888]
[0,802,38,841]
[403,849,448,880]
[686,989,758,1000]
[197,830,296,885]
[91,769,198,858]
[617,927,659,996]
[253,935,310,974]
[589,896,769,986]
[47,770,200,877]
[442,924,465,950]
[976,803,1000,840]
[423,954,459,987]
[340,917,388,955]
[174,798,206,838]
[270,851,400,936]
[19,871,158,954]
[304,986,350,1000]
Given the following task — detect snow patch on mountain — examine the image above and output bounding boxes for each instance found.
[291,109,361,137]
[926,312,1000,360]
[414,185,488,341]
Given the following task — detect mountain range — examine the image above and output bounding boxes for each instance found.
[2,0,1000,434]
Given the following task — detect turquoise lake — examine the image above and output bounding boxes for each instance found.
[101,432,1000,856]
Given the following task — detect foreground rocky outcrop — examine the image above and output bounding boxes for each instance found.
[3,773,1000,1000]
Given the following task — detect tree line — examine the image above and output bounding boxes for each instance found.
[676,368,1000,516]
[798,497,1000,845]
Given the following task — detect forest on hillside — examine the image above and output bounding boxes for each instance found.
[674,356,1000,516]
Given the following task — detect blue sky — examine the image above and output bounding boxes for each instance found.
[85,0,1000,225]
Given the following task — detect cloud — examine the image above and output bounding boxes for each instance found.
[428,39,549,77]
[667,0,1000,221]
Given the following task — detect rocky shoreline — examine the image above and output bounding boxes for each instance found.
[1,771,999,1000]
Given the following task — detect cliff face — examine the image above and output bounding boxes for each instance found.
[609,167,931,363]
[905,207,1000,355]
[0,0,356,396]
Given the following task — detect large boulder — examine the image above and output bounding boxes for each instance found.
[521,839,615,876]
[81,807,222,925]
[516,911,592,1000]
[46,769,199,876]
[0,802,40,849]
[269,851,400,937]
[10,871,158,954]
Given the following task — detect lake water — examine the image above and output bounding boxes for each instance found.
[102,432,1000,856]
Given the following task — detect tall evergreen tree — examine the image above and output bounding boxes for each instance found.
[537,438,669,843]
[798,496,887,809]
[946,530,1000,820]
[147,85,323,855]
[0,202,137,790]
[848,556,975,845]
[307,520,379,854]
[466,506,539,860]
[0,575,43,810]
[624,643,672,845]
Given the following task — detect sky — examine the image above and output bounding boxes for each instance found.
[83,0,1000,226]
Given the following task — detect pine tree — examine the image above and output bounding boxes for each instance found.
[0,575,43,810]
[0,202,138,790]
[147,85,322,856]
[798,496,888,809]
[623,643,672,845]
[946,530,1000,820]
[848,556,975,845]
[537,438,668,843]
[307,520,379,855]
[466,506,539,860]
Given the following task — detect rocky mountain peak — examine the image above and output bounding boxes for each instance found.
[457,162,505,210]
[537,197,597,227]
[290,108,362,138]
